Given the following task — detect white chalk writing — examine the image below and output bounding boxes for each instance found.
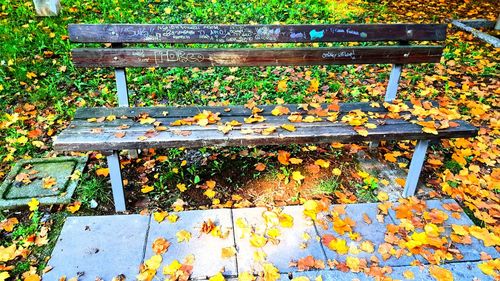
[322,50,356,59]
[154,50,204,64]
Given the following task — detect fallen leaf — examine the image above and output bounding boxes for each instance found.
[152,237,170,254]
[176,230,192,243]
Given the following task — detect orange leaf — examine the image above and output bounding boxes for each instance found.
[277,150,290,165]
[27,128,42,138]
[255,163,266,171]
[152,237,171,254]
[429,265,453,281]
[96,168,109,177]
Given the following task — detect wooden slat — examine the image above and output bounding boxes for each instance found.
[72,46,443,68]
[68,24,447,43]
[53,103,478,152]
[73,102,423,120]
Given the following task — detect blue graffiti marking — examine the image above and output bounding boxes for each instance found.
[309,29,324,40]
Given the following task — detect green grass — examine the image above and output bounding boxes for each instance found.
[313,177,340,195]
[76,175,112,208]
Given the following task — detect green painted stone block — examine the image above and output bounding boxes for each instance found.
[0,156,87,209]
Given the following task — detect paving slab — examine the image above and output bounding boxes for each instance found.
[43,214,150,281]
[144,208,237,279]
[389,199,499,263]
[316,202,421,267]
[233,205,326,274]
[0,156,87,209]
[286,260,494,281]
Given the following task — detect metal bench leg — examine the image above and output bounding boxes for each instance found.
[107,150,127,212]
[402,140,429,197]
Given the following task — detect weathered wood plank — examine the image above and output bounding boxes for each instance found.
[72,46,444,68]
[68,24,447,43]
[54,113,477,152]
[73,102,427,120]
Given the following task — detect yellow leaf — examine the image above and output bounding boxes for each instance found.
[209,272,225,281]
[307,79,319,93]
[262,126,277,135]
[289,158,303,164]
[153,211,168,223]
[176,230,191,243]
[42,177,57,189]
[429,265,453,281]
[314,159,330,168]
[221,246,237,259]
[303,200,319,220]
[365,123,377,129]
[140,117,156,125]
[356,128,368,137]
[249,234,267,248]
[144,254,162,270]
[24,275,41,281]
[177,183,187,192]
[0,218,18,232]
[292,171,305,183]
[141,185,154,193]
[26,72,37,79]
[360,240,374,253]
[253,250,267,262]
[66,201,81,214]
[0,244,16,262]
[262,211,280,227]
[167,213,178,223]
[451,224,468,236]
[478,259,500,277]
[277,80,287,92]
[422,127,438,135]
[281,124,296,132]
[271,106,290,116]
[163,259,182,275]
[96,168,109,177]
[218,124,233,134]
[327,238,348,254]
[279,213,294,228]
[332,168,341,176]
[238,272,256,281]
[28,198,39,212]
[403,270,415,279]
[358,171,369,178]
[262,263,280,281]
[106,115,116,121]
[377,191,389,201]
[0,272,10,281]
[266,228,281,239]
[346,256,361,272]
[204,189,216,199]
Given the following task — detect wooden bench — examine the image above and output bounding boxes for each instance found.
[54,24,478,212]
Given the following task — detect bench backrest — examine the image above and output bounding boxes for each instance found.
[68,24,446,106]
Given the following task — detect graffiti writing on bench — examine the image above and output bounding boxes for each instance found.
[154,50,205,64]
[322,50,356,59]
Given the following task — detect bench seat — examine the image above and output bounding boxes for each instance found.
[54,102,478,152]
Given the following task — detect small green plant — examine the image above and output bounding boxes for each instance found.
[11,211,41,241]
[77,176,111,207]
[356,177,379,202]
[313,177,339,195]
[444,160,462,174]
